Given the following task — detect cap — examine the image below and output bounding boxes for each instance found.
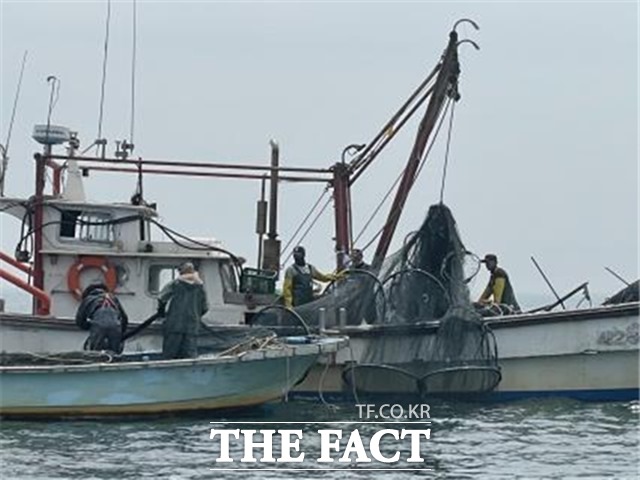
[480,254,497,263]
[293,246,306,255]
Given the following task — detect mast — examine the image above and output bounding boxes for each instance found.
[262,140,282,274]
[32,149,47,315]
[332,161,351,270]
[371,29,462,269]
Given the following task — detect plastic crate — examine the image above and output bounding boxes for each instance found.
[240,268,277,295]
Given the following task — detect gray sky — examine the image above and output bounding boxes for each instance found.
[1,1,638,307]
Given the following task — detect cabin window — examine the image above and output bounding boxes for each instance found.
[148,265,179,295]
[59,210,114,243]
[219,261,238,293]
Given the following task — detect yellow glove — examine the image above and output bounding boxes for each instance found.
[334,270,347,280]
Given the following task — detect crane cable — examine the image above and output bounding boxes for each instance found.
[439,100,456,204]
[355,97,454,252]
[281,196,333,266]
[281,186,330,256]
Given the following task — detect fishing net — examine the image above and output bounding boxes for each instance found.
[248,269,386,332]
[0,326,288,366]
[603,280,639,306]
[253,203,501,397]
[0,351,118,366]
[196,324,278,353]
[345,204,500,397]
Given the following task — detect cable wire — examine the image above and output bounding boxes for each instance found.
[1,50,28,196]
[96,0,111,146]
[281,186,330,255]
[439,101,456,203]
[356,98,453,252]
[281,196,332,266]
[129,0,137,145]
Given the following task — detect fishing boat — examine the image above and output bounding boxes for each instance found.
[332,302,639,401]
[0,334,346,417]
[1,20,638,403]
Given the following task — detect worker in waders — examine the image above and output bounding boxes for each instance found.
[348,248,371,271]
[477,254,520,312]
[283,246,340,308]
[157,262,209,359]
[75,283,128,354]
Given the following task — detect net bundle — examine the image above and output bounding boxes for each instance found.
[279,203,501,397]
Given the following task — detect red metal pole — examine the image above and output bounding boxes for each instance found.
[52,166,61,196]
[33,151,47,314]
[372,31,459,269]
[47,154,331,174]
[332,162,351,270]
[44,158,63,195]
[348,65,440,173]
[0,268,51,315]
[267,141,280,243]
[84,165,327,183]
[261,142,282,274]
[349,83,436,186]
[0,251,32,275]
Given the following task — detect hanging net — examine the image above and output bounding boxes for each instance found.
[252,203,501,397]
[603,280,639,306]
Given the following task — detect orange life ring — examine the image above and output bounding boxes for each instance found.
[67,256,117,300]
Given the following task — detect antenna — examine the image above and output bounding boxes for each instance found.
[129,0,138,148]
[96,0,112,153]
[0,50,28,197]
[531,256,565,310]
[604,266,631,286]
[32,77,69,147]
[45,75,60,144]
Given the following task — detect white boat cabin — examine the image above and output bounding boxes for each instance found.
[1,196,262,324]
[1,128,279,325]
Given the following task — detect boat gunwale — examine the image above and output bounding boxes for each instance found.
[3,302,638,332]
[0,314,257,332]
[0,337,347,374]
[331,302,640,338]
[39,248,231,259]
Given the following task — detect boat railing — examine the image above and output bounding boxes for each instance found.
[44,157,63,196]
[527,282,591,314]
[0,250,51,315]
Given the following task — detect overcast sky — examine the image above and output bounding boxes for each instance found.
[1,1,638,308]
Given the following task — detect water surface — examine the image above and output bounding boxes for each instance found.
[1,399,638,479]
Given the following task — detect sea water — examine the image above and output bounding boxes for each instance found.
[0,399,638,479]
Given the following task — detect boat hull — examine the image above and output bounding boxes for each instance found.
[1,304,638,402]
[0,313,161,353]
[327,351,638,401]
[0,340,342,417]
[312,303,640,401]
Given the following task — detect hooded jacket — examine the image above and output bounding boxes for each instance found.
[75,285,128,334]
[158,272,209,334]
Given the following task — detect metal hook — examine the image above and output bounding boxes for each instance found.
[453,18,480,32]
[46,75,61,111]
[457,39,480,51]
[44,75,61,143]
